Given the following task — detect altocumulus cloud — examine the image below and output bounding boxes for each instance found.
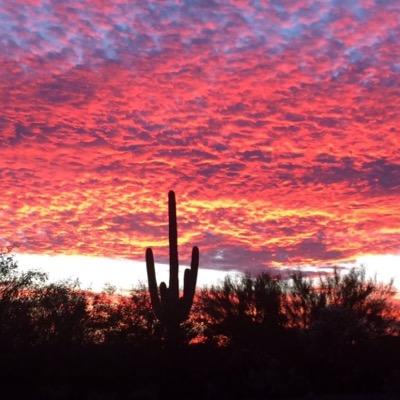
[0,0,399,272]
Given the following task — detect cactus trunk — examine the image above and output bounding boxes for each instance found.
[168,190,179,302]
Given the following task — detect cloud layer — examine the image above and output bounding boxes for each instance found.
[0,0,399,271]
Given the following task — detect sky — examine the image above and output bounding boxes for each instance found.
[0,0,399,287]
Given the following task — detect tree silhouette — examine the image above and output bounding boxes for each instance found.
[0,253,46,348]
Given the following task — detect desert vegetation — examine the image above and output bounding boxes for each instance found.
[0,251,399,399]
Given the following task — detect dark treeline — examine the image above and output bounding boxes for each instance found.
[0,253,399,399]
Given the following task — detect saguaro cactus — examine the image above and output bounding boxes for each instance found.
[146,191,199,341]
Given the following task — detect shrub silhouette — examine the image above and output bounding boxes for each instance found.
[199,267,398,347]
[32,280,89,346]
[89,285,159,345]
[145,191,199,344]
[199,273,287,347]
[286,267,397,339]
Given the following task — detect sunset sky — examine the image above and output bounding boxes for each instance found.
[1,0,399,288]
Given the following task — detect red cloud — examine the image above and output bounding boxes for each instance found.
[0,0,399,271]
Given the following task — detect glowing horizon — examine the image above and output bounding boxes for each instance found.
[14,252,400,301]
[15,252,240,293]
[1,1,399,278]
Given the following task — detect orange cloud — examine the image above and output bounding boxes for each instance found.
[0,0,399,272]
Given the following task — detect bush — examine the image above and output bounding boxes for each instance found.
[286,267,398,340]
[199,273,287,347]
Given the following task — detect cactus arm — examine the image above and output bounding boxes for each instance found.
[181,246,200,319]
[190,246,199,287]
[145,248,162,319]
[183,268,192,302]
[160,281,168,306]
[188,246,199,297]
[168,190,179,300]
[180,269,192,322]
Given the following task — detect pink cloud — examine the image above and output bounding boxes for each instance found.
[0,0,399,271]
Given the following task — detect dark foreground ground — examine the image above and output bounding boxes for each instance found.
[1,335,399,400]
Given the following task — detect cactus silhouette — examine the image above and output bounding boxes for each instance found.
[145,191,199,342]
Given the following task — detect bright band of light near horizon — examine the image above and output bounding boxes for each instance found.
[14,253,400,300]
[0,1,399,285]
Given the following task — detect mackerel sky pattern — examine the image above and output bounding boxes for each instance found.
[1,0,399,272]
